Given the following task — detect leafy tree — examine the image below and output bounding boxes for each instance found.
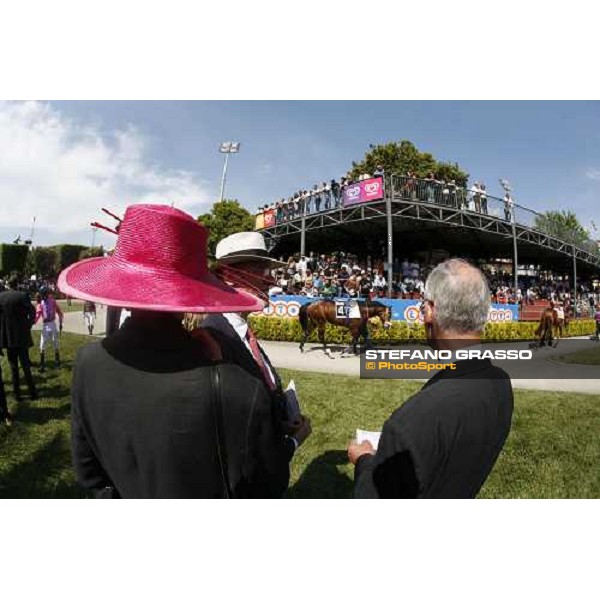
[198,200,255,256]
[533,210,590,246]
[349,140,469,186]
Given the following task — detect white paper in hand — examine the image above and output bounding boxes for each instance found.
[356,429,381,450]
[285,379,301,422]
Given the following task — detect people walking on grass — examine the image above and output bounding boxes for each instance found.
[0,275,38,420]
[83,299,97,335]
[34,289,64,372]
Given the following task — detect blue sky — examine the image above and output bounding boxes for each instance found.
[1,101,599,247]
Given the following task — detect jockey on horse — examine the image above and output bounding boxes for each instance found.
[298,296,391,355]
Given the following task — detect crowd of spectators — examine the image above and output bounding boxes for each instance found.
[0,276,57,295]
[268,251,599,313]
[255,172,518,226]
[270,252,438,300]
[256,167,386,223]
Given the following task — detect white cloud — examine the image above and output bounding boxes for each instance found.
[258,162,273,175]
[585,168,600,181]
[0,101,212,243]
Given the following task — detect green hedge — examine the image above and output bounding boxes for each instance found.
[247,316,596,344]
[0,244,29,276]
[52,244,88,272]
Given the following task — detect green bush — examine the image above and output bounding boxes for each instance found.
[0,244,29,276]
[248,316,596,343]
[52,244,88,272]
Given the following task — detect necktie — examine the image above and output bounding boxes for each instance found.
[246,327,276,391]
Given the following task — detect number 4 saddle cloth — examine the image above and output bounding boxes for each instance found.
[335,299,361,319]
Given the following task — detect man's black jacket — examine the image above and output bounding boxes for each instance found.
[354,359,514,499]
[0,290,35,349]
[201,314,290,417]
[71,314,292,498]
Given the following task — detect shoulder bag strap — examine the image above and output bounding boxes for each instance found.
[210,366,233,499]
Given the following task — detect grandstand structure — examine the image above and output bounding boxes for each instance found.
[260,175,600,306]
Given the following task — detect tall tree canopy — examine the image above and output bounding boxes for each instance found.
[349,140,469,186]
[533,210,590,245]
[198,199,255,257]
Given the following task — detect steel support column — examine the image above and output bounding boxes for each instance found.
[300,210,306,256]
[386,176,393,299]
[512,208,518,291]
[573,245,577,314]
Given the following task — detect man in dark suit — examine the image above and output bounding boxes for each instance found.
[348,259,514,498]
[202,231,312,455]
[0,276,38,406]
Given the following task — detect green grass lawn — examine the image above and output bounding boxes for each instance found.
[1,332,598,498]
[555,344,600,366]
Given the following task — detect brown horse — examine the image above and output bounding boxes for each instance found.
[534,307,559,347]
[298,299,392,355]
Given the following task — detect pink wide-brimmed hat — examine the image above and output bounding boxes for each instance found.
[58,204,264,313]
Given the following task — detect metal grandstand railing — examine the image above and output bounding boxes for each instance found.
[389,175,562,238]
[387,175,600,262]
[260,174,600,268]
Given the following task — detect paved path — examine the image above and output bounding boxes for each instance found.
[53,308,600,394]
[34,305,109,337]
[261,339,600,395]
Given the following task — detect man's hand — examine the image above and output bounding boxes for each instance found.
[284,415,312,447]
[347,440,375,465]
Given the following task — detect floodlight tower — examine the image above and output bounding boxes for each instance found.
[218,141,241,202]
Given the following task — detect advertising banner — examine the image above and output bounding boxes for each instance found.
[262,295,519,322]
[255,213,265,230]
[342,176,385,207]
[263,209,276,228]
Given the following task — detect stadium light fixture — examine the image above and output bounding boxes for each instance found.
[218,141,241,202]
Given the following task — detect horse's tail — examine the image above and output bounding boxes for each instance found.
[299,302,310,333]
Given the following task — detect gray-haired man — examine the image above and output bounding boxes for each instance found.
[349,259,514,498]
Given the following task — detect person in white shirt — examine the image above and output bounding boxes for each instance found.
[202,231,312,454]
[373,273,387,293]
[297,256,308,277]
[323,181,332,210]
[470,182,480,212]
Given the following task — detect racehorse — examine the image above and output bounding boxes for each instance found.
[534,307,560,348]
[298,299,391,355]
